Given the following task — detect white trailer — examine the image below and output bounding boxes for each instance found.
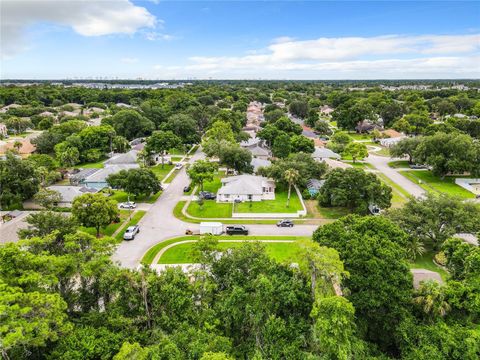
[199,222,223,235]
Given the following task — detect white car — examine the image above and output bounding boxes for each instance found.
[119,201,137,209]
[123,225,140,240]
[174,163,184,170]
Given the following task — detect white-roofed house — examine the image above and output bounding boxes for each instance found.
[240,137,271,160]
[311,147,341,161]
[217,174,275,203]
[46,185,98,207]
[104,150,139,166]
[80,164,139,190]
[251,158,271,173]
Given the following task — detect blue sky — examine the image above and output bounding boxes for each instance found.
[1,1,479,79]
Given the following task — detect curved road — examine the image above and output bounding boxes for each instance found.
[112,150,317,268]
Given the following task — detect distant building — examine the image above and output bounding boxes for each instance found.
[46,185,98,207]
[311,147,341,161]
[251,157,271,173]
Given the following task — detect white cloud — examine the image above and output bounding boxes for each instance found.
[1,0,156,58]
[121,57,139,64]
[144,32,175,41]
[170,33,479,78]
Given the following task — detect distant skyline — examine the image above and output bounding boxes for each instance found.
[1,1,479,80]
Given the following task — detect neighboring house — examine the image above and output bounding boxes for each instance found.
[0,138,36,155]
[355,120,383,133]
[306,179,325,196]
[104,150,139,166]
[241,138,271,160]
[454,233,479,247]
[320,105,334,116]
[0,104,22,113]
[248,146,270,160]
[380,136,407,148]
[311,147,341,161]
[411,269,443,289]
[46,185,98,207]
[0,123,7,137]
[217,174,275,202]
[82,164,139,190]
[322,158,353,170]
[116,103,132,108]
[251,158,271,173]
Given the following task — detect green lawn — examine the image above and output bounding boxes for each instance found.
[80,210,130,237]
[234,188,303,214]
[108,190,161,204]
[150,164,174,181]
[317,206,350,219]
[374,172,410,207]
[195,171,225,194]
[187,200,233,218]
[345,161,374,169]
[140,235,310,264]
[75,159,105,169]
[409,251,449,281]
[400,170,475,199]
[174,201,279,224]
[114,210,146,241]
[348,132,372,141]
[160,241,301,264]
[388,160,410,169]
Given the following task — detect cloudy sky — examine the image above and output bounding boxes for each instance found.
[1,0,479,79]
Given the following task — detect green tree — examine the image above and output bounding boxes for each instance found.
[107,168,161,199]
[33,188,62,209]
[290,134,314,154]
[333,101,374,131]
[389,137,422,164]
[284,168,300,207]
[145,130,182,168]
[163,114,200,145]
[105,109,155,140]
[313,215,412,352]
[289,100,309,118]
[388,194,480,249]
[55,143,80,167]
[72,193,119,237]
[272,132,291,159]
[17,211,78,242]
[314,120,332,135]
[327,131,352,154]
[187,160,218,192]
[413,280,451,321]
[319,168,392,214]
[218,144,253,174]
[343,142,368,163]
[4,116,32,134]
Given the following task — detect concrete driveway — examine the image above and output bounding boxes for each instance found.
[112,149,321,268]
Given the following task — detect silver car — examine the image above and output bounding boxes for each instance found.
[123,225,140,240]
[119,201,137,209]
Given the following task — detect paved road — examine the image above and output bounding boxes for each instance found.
[366,154,426,198]
[112,149,319,268]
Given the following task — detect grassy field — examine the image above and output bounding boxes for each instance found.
[75,159,105,169]
[160,241,301,264]
[174,201,282,224]
[234,188,303,214]
[348,132,372,141]
[187,200,233,218]
[195,171,225,194]
[80,210,130,237]
[108,190,162,204]
[114,210,146,241]
[140,235,311,264]
[400,170,475,199]
[409,251,449,281]
[150,164,174,181]
[388,160,410,169]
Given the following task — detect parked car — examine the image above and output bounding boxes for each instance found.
[175,163,184,170]
[183,185,191,193]
[123,225,140,240]
[277,219,294,227]
[199,191,216,200]
[409,164,428,169]
[119,201,137,209]
[225,225,249,235]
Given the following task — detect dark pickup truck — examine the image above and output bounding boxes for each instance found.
[225,225,249,235]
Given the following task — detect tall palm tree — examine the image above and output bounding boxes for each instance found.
[407,237,426,260]
[284,168,300,208]
[413,280,451,321]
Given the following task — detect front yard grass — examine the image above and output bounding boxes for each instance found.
[108,190,161,204]
[187,200,233,218]
[234,188,303,214]
[399,170,475,199]
[75,159,105,169]
[195,171,225,194]
[150,164,174,181]
[409,251,448,281]
[80,209,130,237]
[388,160,410,169]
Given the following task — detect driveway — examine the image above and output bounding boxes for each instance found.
[366,154,425,198]
[113,148,321,268]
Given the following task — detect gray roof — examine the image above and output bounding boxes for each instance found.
[218,175,273,196]
[47,185,98,203]
[248,145,270,157]
[251,158,271,171]
[307,179,325,190]
[312,147,341,159]
[240,137,263,148]
[104,150,138,165]
[84,164,139,183]
[70,168,100,181]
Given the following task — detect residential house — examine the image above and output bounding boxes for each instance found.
[380,136,407,147]
[217,174,275,203]
[0,123,7,137]
[311,147,341,161]
[240,137,271,160]
[251,157,271,173]
[306,179,325,197]
[355,120,383,133]
[320,105,334,116]
[71,164,139,190]
[0,138,36,155]
[323,158,352,170]
[0,104,22,113]
[104,150,139,166]
[46,185,98,207]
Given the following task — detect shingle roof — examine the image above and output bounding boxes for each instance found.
[218,175,272,196]
[47,185,98,203]
[251,158,271,171]
[104,150,138,165]
[312,147,341,159]
[84,164,139,182]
